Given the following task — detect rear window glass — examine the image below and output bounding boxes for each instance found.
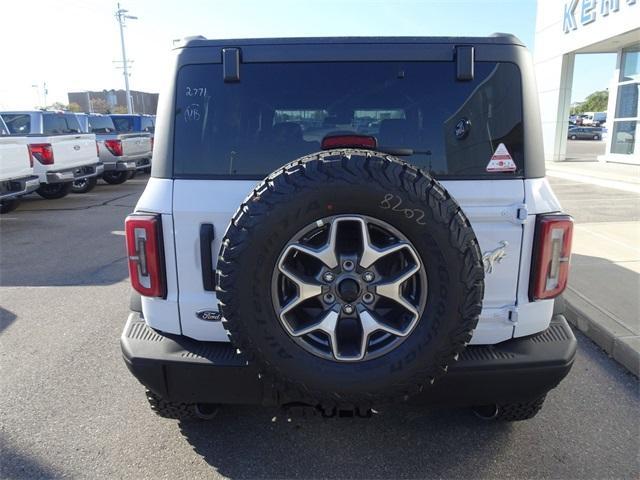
[174,61,524,178]
[112,116,135,132]
[141,117,154,133]
[2,114,32,134]
[43,113,82,134]
[88,115,116,133]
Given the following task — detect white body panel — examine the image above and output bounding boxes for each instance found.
[0,137,32,181]
[134,176,563,344]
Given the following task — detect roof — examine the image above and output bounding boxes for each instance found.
[174,34,524,49]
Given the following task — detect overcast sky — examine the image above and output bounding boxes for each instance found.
[0,0,615,110]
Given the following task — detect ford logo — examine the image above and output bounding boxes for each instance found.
[73,145,80,151]
[196,310,222,322]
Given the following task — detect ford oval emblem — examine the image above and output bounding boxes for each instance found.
[196,310,222,322]
[73,145,81,151]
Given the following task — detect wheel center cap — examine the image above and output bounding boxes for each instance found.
[337,278,360,303]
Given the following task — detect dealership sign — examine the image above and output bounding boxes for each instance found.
[564,0,637,33]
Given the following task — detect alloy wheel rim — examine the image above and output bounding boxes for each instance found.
[272,215,428,362]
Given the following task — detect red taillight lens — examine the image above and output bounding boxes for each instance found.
[321,134,377,150]
[125,214,166,298]
[104,139,123,156]
[26,145,33,168]
[530,214,573,300]
[28,143,54,165]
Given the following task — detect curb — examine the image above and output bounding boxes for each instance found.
[563,289,639,377]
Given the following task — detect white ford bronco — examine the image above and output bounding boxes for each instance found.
[121,35,576,422]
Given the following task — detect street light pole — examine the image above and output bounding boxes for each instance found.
[115,3,137,114]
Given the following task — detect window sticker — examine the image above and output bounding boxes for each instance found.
[486,143,516,172]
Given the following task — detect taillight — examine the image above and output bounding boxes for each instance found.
[530,214,573,300]
[28,143,54,165]
[96,141,100,157]
[26,145,33,168]
[321,134,377,150]
[104,139,123,156]
[125,214,166,298]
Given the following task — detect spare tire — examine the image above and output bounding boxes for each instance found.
[217,150,484,405]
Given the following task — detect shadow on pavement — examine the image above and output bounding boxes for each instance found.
[0,306,17,335]
[0,435,62,479]
[178,405,512,479]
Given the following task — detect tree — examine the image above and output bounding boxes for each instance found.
[571,89,608,114]
[90,98,110,114]
[67,102,83,112]
[112,105,128,114]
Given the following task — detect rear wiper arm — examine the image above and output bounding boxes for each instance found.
[377,146,431,157]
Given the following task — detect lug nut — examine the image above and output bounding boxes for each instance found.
[323,272,335,283]
[343,304,355,314]
[323,293,335,304]
[362,293,374,304]
[343,260,355,271]
[362,271,375,282]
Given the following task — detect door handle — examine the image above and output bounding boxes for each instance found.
[199,223,215,291]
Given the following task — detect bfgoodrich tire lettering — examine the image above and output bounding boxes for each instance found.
[216,150,484,405]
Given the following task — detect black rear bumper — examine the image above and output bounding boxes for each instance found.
[121,313,576,407]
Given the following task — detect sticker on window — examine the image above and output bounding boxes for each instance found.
[486,143,516,172]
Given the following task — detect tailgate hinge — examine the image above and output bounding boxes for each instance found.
[508,307,519,324]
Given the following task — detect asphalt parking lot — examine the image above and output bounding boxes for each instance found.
[1,175,639,479]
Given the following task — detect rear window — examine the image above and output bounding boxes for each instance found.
[174,61,524,179]
[140,116,154,133]
[2,114,32,134]
[112,116,135,132]
[43,113,82,134]
[88,115,116,134]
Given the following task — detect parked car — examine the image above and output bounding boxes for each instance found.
[122,35,576,422]
[109,114,153,172]
[73,113,152,188]
[0,111,103,199]
[568,126,603,140]
[0,116,40,213]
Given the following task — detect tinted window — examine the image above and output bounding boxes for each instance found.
[174,62,524,178]
[88,115,116,133]
[141,117,154,133]
[2,114,32,134]
[112,116,135,132]
[43,113,81,134]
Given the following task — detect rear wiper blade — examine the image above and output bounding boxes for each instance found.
[377,146,431,157]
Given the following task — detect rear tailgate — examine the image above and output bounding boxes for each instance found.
[46,134,98,169]
[120,133,151,157]
[171,179,526,344]
[0,137,31,180]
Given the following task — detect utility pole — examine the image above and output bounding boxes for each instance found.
[115,3,137,114]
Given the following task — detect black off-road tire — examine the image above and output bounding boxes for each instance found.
[71,176,97,194]
[102,171,129,185]
[145,390,196,420]
[0,198,20,214]
[36,182,72,200]
[216,150,484,406]
[474,395,547,422]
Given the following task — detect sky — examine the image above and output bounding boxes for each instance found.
[0,0,614,109]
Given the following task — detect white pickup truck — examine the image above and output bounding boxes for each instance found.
[0,111,103,199]
[0,116,40,213]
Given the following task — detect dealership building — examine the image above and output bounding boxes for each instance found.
[534,0,639,164]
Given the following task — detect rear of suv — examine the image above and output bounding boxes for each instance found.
[121,36,576,422]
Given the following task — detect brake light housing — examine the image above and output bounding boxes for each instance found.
[321,134,377,150]
[104,139,123,156]
[530,214,573,300]
[125,214,166,298]
[28,143,54,165]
